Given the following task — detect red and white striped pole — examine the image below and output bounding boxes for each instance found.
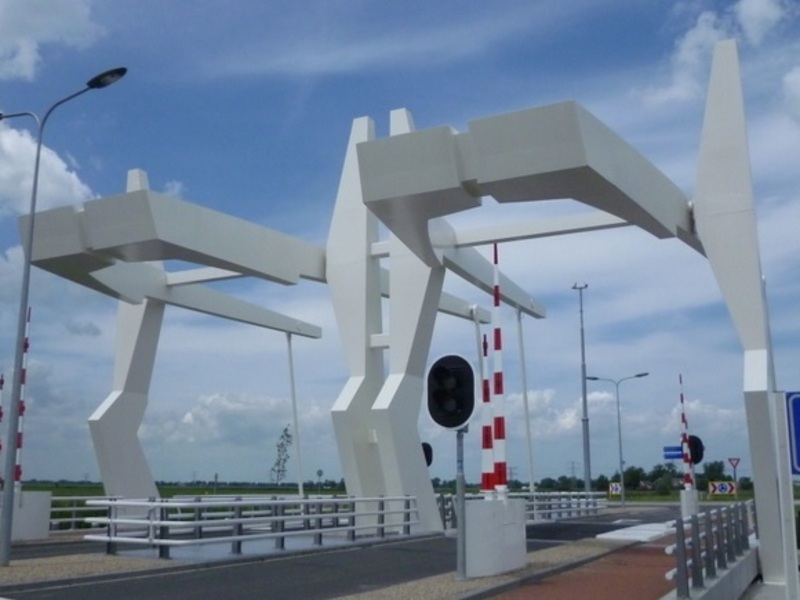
[480,334,495,495]
[679,374,693,491]
[12,308,32,487]
[491,244,508,496]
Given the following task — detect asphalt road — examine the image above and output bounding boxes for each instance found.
[0,505,680,600]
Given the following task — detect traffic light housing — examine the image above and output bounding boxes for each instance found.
[688,435,704,465]
[426,354,475,429]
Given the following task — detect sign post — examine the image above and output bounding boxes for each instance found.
[728,457,740,499]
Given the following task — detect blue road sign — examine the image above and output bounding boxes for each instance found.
[786,392,800,475]
[663,445,682,460]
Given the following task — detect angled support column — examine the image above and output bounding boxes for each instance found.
[88,169,162,499]
[693,40,797,595]
[327,117,388,500]
[368,109,444,532]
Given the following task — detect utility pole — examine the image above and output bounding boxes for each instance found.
[572,283,592,495]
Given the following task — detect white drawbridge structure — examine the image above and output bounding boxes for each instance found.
[23,40,797,594]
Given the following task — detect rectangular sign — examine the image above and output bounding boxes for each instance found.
[663,445,682,460]
[787,392,800,475]
[709,481,736,495]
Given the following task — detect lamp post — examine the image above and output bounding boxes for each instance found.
[0,67,127,566]
[586,372,649,507]
[572,283,591,495]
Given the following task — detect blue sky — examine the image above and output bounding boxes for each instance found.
[0,0,799,487]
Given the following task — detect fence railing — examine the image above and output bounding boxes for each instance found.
[82,495,419,558]
[664,501,756,598]
[50,495,111,531]
[437,491,607,528]
[54,490,607,534]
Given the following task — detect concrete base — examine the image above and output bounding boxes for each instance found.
[680,488,699,519]
[465,498,526,578]
[3,491,51,541]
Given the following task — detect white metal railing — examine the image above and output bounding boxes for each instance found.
[437,491,607,528]
[664,501,756,598]
[83,495,419,558]
[50,495,112,530]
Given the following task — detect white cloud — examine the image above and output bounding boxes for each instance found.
[0,124,93,216]
[735,0,788,45]
[162,180,186,197]
[642,11,729,106]
[0,0,103,80]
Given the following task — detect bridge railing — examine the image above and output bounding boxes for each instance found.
[82,495,419,558]
[50,495,112,531]
[437,491,607,528]
[664,500,756,598]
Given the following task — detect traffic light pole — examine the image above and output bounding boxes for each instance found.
[456,425,467,580]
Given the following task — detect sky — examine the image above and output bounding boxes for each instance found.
[0,0,799,488]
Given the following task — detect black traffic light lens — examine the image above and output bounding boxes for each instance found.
[427,355,475,429]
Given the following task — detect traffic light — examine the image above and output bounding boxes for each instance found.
[426,354,475,429]
[688,435,704,465]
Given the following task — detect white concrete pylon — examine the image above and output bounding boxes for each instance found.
[693,40,798,594]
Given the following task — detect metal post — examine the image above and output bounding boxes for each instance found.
[572,283,592,495]
[158,504,170,560]
[456,426,467,581]
[0,67,127,566]
[674,518,690,599]
[586,373,649,507]
[516,309,536,506]
[232,502,243,555]
[286,333,304,498]
[690,513,704,590]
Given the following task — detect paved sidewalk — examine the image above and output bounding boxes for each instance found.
[485,539,675,600]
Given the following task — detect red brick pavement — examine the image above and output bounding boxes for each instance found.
[491,540,675,600]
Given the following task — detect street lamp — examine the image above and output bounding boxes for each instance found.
[572,283,591,495]
[586,372,649,507]
[0,67,127,566]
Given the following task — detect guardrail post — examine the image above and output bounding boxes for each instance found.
[106,499,117,556]
[313,500,323,546]
[302,496,311,531]
[377,497,385,539]
[733,503,744,555]
[194,496,203,539]
[403,497,411,536]
[715,508,727,571]
[273,503,285,550]
[347,500,356,542]
[232,500,243,555]
[740,503,750,550]
[724,507,736,562]
[703,510,716,579]
[158,503,170,560]
[674,518,690,599]
[690,513,704,590]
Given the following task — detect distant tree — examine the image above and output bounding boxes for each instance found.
[623,466,646,490]
[649,462,677,482]
[595,474,609,492]
[738,476,753,491]
[269,424,293,485]
[538,477,558,491]
[703,460,727,482]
